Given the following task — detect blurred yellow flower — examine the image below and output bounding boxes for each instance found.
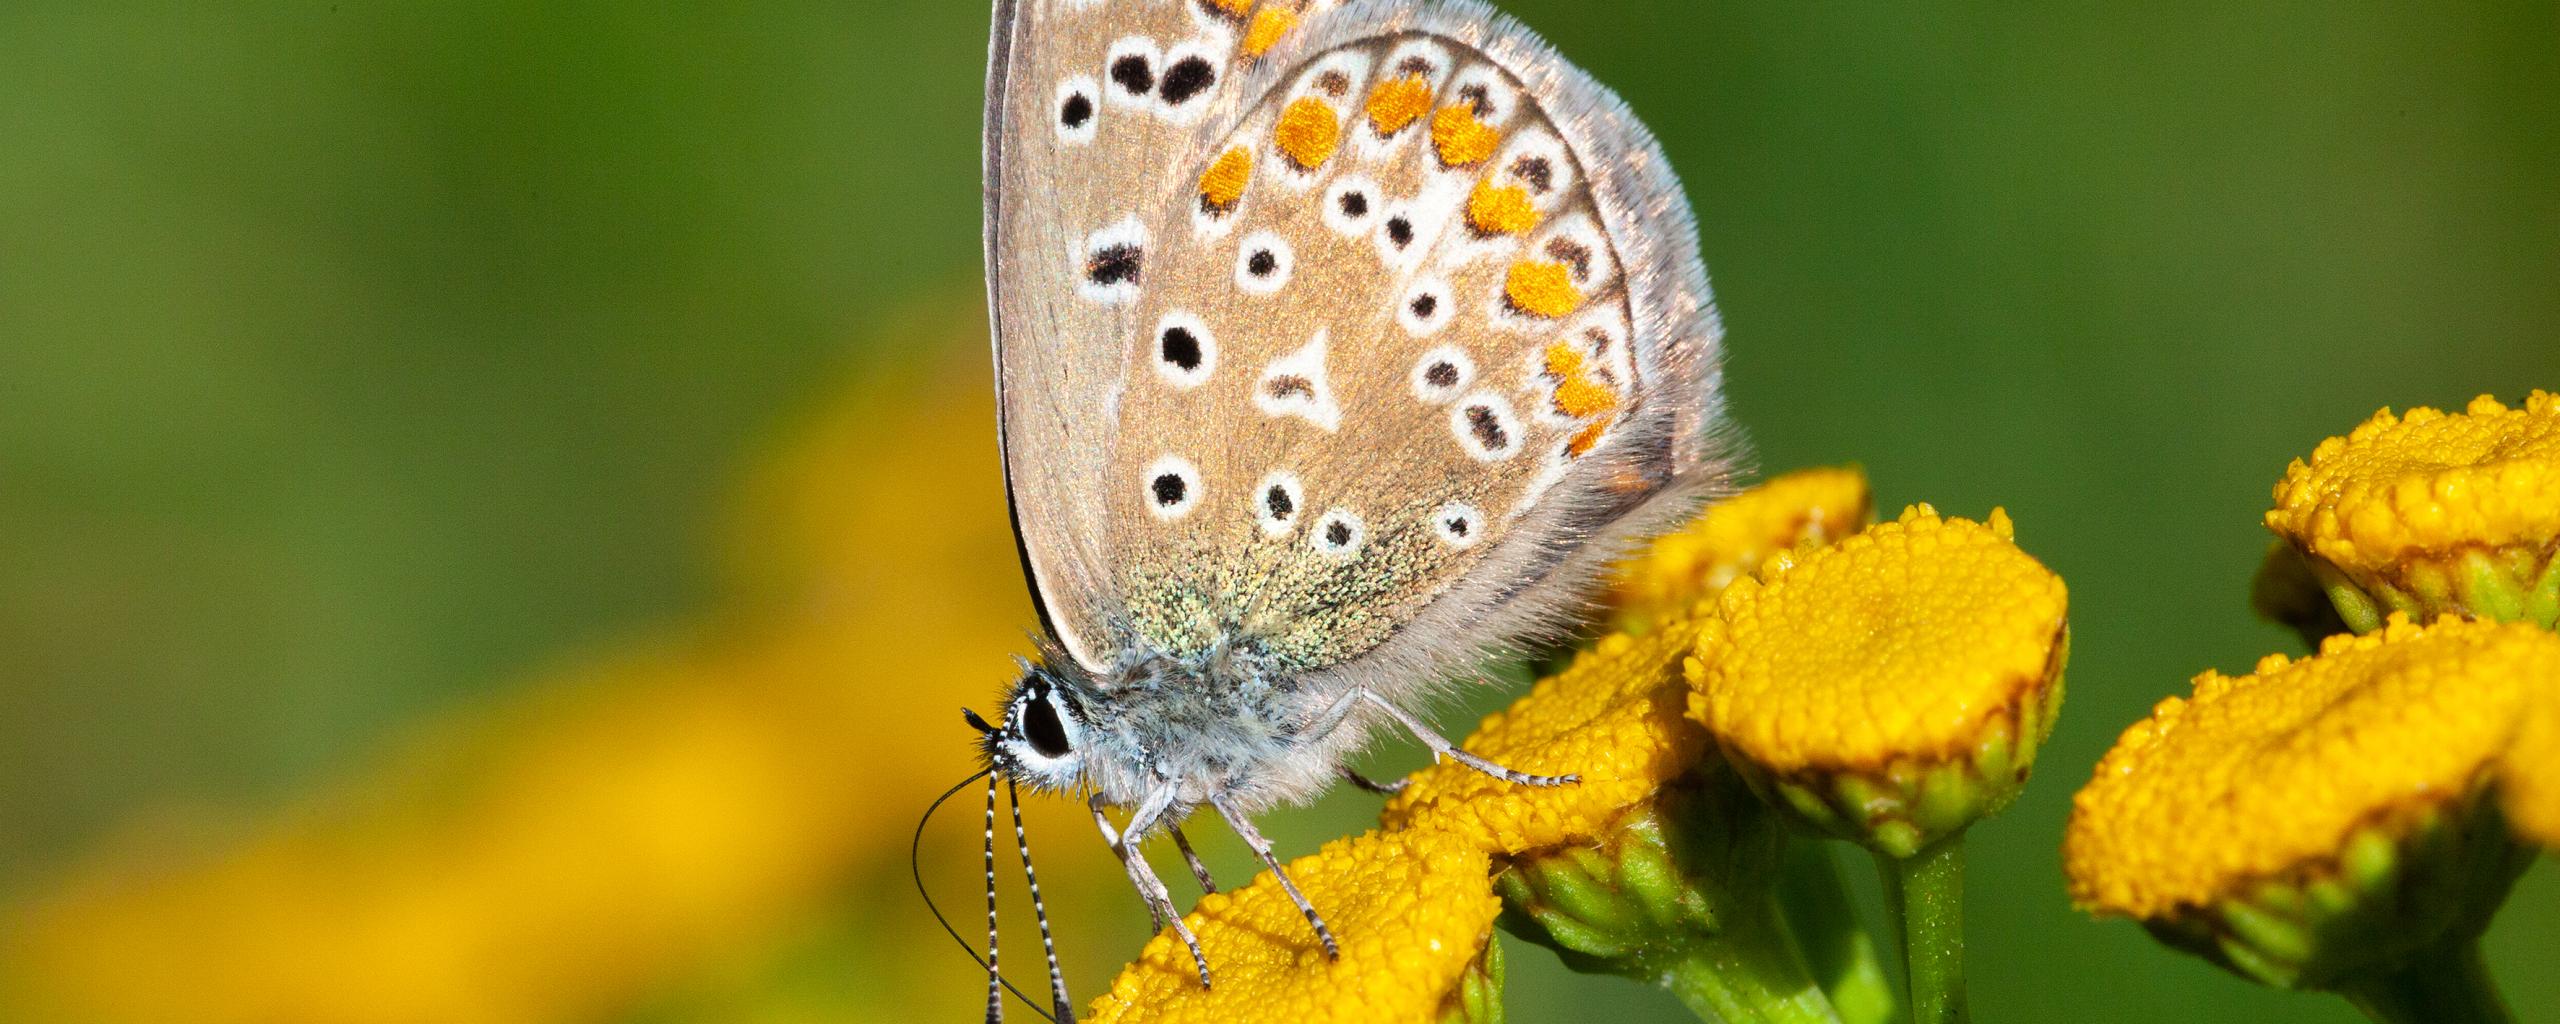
[2065,614,2557,920]
[1087,828,1498,1024]
[1691,505,2069,856]
[0,307,1094,1023]
[2502,700,2560,849]
[1611,466,1872,629]
[2266,391,2560,630]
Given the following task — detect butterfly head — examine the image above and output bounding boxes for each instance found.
[968,661,1091,792]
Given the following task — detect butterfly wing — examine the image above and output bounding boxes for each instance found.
[988,0,1350,670]
[990,0,1734,693]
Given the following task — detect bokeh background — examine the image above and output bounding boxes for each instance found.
[3,3,2555,1022]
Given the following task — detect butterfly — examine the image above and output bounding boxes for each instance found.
[950,0,1733,1018]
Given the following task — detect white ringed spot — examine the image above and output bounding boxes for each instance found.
[1235,229,1294,295]
[1076,217,1146,306]
[1450,391,1522,461]
[1410,345,1474,404]
[1142,454,1202,520]
[1151,310,1215,389]
[1054,76,1101,144]
[1397,277,1454,337]
[1431,502,1485,549]
[1253,470,1303,538]
[1322,175,1381,237]
[1311,507,1365,559]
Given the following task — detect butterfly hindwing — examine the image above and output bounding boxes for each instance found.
[990,0,1730,695]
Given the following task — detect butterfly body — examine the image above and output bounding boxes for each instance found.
[967,0,1734,1010]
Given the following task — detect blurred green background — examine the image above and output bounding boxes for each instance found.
[3,3,2555,1022]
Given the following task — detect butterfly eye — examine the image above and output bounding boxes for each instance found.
[1023,692,1073,759]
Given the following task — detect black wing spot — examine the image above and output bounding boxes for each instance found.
[1385,217,1414,248]
[1466,405,1510,451]
[1324,520,1352,546]
[1424,362,1460,388]
[1159,57,1215,105]
[1110,54,1155,96]
[1445,516,1470,537]
[1408,294,1438,319]
[1087,243,1143,286]
[1338,190,1369,217]
[1152,472,1187,506]
[1160,326,1202,370]
[1544,238,1594,279]
[1246,249,1278,277]
[1510,155,1554,192]
[1265,485,1294,520]
[1060,92,1094,128]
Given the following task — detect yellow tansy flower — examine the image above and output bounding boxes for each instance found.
[2064,614,2555,993]
[1385,482,1885,1024]
[2266,391,2560,631]
[1692,504,2069,857]
[1088,829,1498,1024]
[1612,466,1872,629]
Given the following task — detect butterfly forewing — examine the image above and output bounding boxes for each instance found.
[990,0,1726,692]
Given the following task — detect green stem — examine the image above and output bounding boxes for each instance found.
[2334,937,2512,1024]
[1777,839,1896,1024]
[1875,837,1968,1024]
[1658,893,1845,1024]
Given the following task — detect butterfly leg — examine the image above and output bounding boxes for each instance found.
[1168,824,1218,894]
[1210,797,1341,961]
[1361,691,1581,787]
[1091,792,1214,988]
[1339,766,1410,796]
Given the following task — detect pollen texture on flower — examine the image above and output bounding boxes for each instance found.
[1613,466,1872,622]
[2266,391,2560,574]
[1691,505,2068,774]
[2064,614,2560,920]
[1087,828,1496,1024]
[1381,616,1710,855]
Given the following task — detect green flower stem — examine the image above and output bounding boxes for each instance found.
[1658,895,1843,1024]
[1778,839,1896,1024]
[1495,773,1845,1024]
[2335,937,2512,1024]
[1875,837,1967,1024]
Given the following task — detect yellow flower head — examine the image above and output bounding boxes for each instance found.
[1689,505,2068,855]
[1381,615,1709,856]
[2066,614,2557,918]
[2265,391,2560,630]
[1611,466,1873,628]
[1088,829,1497,1024]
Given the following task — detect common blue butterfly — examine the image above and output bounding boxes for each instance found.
[953,1,1733,1017]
